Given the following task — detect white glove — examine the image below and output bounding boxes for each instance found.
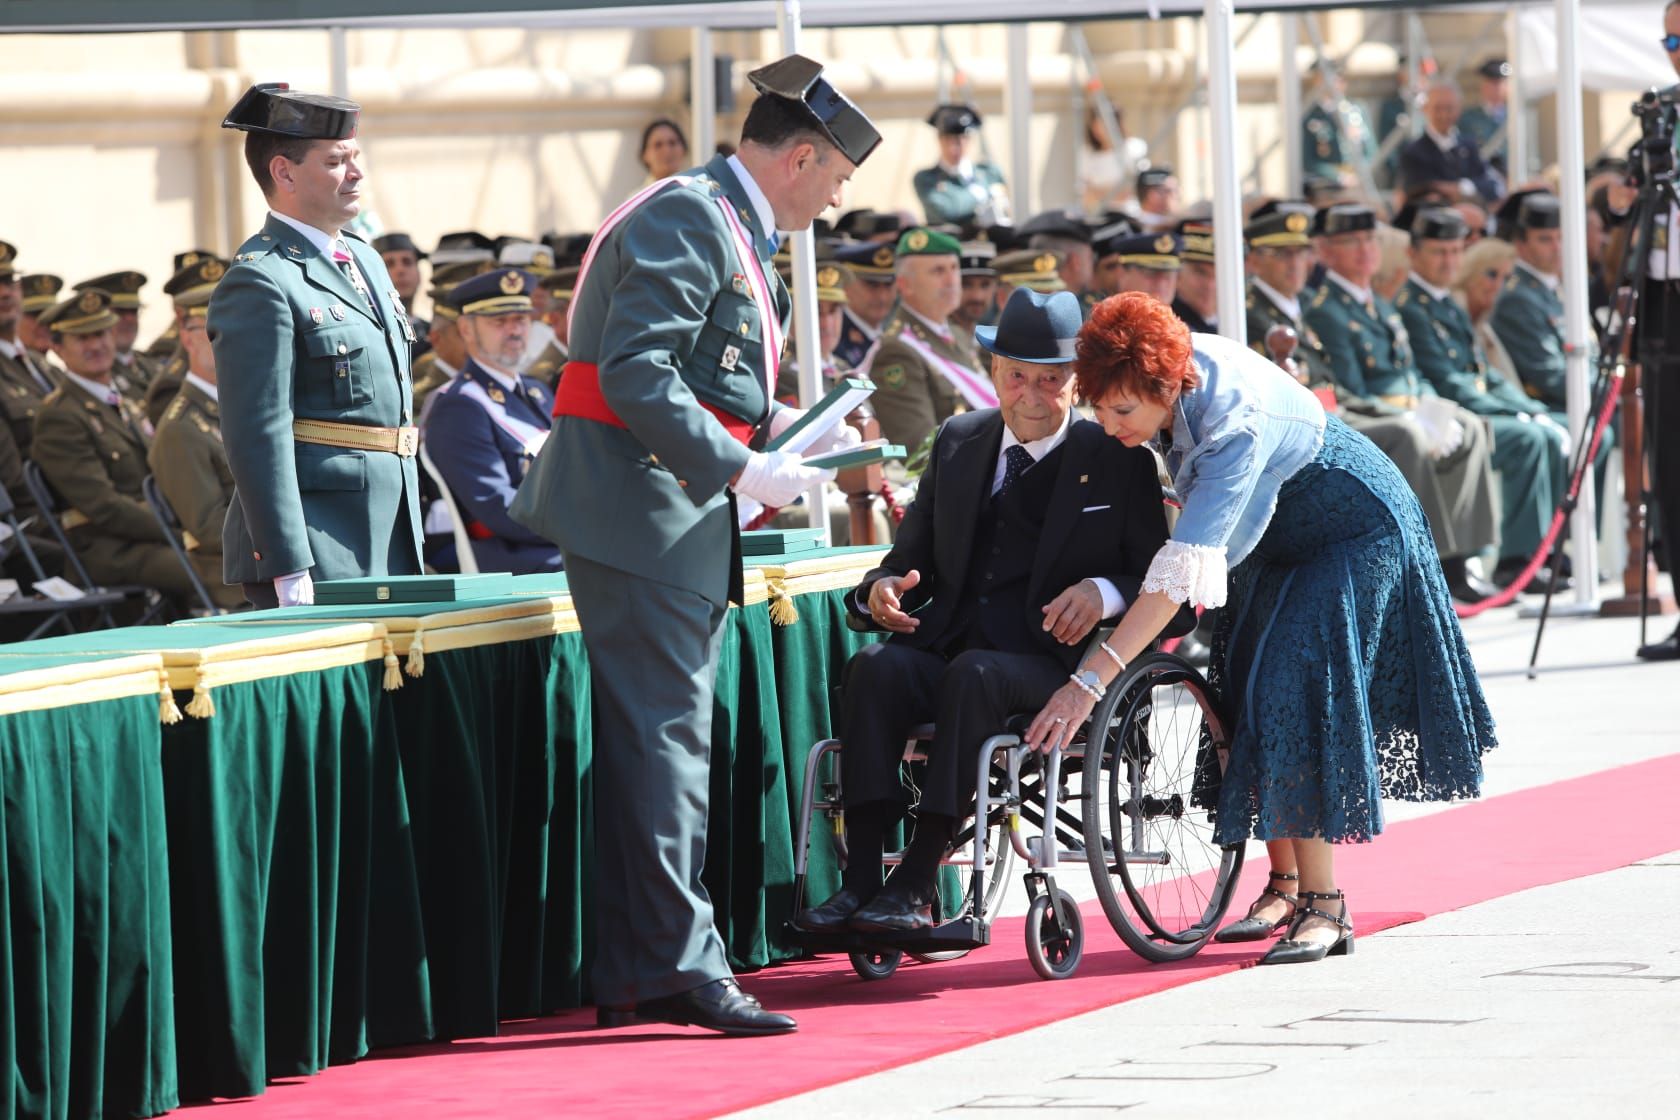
[767,407,804,441]
[274,570,315,607]
[1434,418,1465,459]
[810,421,863,456]
[1533,412,1572,457]
[733,450,836,509]
[1412,408,1465,460]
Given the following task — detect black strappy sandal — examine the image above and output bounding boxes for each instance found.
[1213,870,1299,943]
[1258,888,1354,965]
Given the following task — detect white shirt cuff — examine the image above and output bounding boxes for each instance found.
[1085,577,1126,618]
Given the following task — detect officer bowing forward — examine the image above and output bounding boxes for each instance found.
[422,268,560,575]
[211,83,423,607]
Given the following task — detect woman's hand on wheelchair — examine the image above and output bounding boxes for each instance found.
[1024,682,1097,755]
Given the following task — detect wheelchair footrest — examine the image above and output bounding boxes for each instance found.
[783,916,991,957]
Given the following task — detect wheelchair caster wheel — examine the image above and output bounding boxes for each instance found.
[849,949,903,981]
[1025,889,1083,981]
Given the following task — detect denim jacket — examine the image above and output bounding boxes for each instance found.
[1153,333,1326,590]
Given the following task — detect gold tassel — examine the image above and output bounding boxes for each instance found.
[184,683,216,719]
[767,579,798,626]
[158,669,182,724]
[383,638,404,690]
[405,631,426,678]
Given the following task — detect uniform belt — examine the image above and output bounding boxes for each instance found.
[293,418,419,457]
[1379,393,1420,410]
[552,360,757,446]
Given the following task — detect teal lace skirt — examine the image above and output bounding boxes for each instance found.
[1209,416,1497,844]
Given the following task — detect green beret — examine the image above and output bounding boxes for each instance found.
[895,227,962,258]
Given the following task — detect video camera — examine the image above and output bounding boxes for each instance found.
[1629,84,1680,186]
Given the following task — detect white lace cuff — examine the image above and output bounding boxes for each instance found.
[1142,541,1229,608]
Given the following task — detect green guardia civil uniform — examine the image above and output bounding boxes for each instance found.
[1304,273,1501,560]
[913,161,1009,226]
[1488,262,1570,413]
[1302,99,1376,182]
[512,57,881,1009]
[1397,276,1560,563]
[147,377,245,607]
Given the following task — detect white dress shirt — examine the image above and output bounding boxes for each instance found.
[62,369,121,407]
[269,210,376,296]
[726,154,779,247]
[184,371,218,401]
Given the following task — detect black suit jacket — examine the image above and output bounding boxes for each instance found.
[1399,134,1503,202]
[847,410,1187,672]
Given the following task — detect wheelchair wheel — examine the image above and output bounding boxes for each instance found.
[1082,652,1245,963]
[849,949,902,981]
[1024,888,1083,980]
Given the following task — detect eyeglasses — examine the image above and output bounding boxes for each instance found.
[1662,33,1680,51]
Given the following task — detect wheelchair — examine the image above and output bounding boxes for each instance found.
[786,642,1246,981]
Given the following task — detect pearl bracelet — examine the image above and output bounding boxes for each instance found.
[1069,673,1105,702]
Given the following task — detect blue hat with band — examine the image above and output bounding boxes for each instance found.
[975,287,1083,365]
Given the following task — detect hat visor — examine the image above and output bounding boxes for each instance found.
[974,324,1077,365]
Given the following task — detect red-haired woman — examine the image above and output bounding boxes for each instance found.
[1024,293,1495,965]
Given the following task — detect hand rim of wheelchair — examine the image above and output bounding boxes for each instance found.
[1080,650,1245,963]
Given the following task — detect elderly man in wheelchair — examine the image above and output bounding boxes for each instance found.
[793,288,1192,937]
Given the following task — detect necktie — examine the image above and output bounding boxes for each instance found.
[333,240,378,315]
[765,231,780,256]
[999,444,1034,495]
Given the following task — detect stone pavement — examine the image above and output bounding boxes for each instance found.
[732,606,1680,1117]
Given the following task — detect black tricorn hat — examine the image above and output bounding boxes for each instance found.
[1496,189,1560,238]
[222,83,359,140]
[747,54,882,166]
[927,103,982,135]
[1409,206,1469,243]
[1312,202,1377,237]
[372,232,427,260]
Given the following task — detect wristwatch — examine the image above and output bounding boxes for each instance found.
[1074,669,1106,699]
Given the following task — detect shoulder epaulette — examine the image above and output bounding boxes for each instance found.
[164,396,187,422]
[43,388,63,404]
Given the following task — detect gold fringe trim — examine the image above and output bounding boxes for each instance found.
[158,668,183,724]
[405,630,426,677]
[184,682,216,719]
[383,638,405,690]
[766,578,799,626]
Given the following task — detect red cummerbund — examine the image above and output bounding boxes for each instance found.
[551,360,756,445]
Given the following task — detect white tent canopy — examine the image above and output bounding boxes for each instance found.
[1516,3,1672,95]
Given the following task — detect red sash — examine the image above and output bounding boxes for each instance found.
[552,360,756,445]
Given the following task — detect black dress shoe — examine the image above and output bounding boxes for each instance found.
[633,978,796,1036]
[791,888,868,932]
[848,887,936,933]
[1636,626,1680,661]
[1441,558,1498,605]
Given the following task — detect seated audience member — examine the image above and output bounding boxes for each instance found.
[1395,206,1567,588]
[1373,223,1412,301]
[1110,231,1182,306]
[31,290,208,604]
[1302,202,1502,603]
[792,289,1184,934]
[991,249,1067,311]
[74,270,161,405]
[1489,190,1574,413]
[146,258,246,608]
[1399,82,1505,204]
[526,265,577,389]
[830,238,898,369]
[422,268,561,575]
[1171,221,1218,333]
[639,117,690,183]
[1127,166,1181,231]
[1451,235,1520,382]
[17,274,63,357]
[412,259,488,418]
[373,232,432,360]
[865,228,988,452]
[914,103,1011,228]
[1018,209,1098,304]
[0,243,58,457]
[143,252,230,427]
[950,241,999,347]
[774,259,856,403]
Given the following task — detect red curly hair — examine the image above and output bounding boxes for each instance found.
[1075,292,1198,406]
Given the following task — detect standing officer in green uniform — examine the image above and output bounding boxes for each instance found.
[1397,205,1564,586]
[148,259,246,608]
[32,290,207,602]
[512,54,878,1037]
[1303,63,1376,187]
[865,226,991,453]
[1488,190,1574,412]
[0,242,59,457]
[1304,202,1502,602]
[75,271,160,405]
[211,83,423,608]
[913,103,1010,228]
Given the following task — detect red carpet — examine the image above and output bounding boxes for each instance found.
[189,754,1680,1119]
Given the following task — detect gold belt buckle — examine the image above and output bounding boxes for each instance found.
[396,426,419,457]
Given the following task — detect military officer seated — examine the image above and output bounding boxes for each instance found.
[422,268,562,575]
[950,240,999,346]
[1488,190,1574,413]
[1395,206,1568,588]
[830,238,897,369]
[792,289,1183,935]
[526,265,577,389]
[1019,209,1098,302]
[373,232,431,360]
[1303,202,1503,603]
[0,243,59,459]
[18,274,63,358]
[773,259,854,405]
[992,249,1066,310]
[1398,83,1505,204]
[865,227,990,453]
[1109,230,1182,306]
[143,253,230,428]
[1172,221,1218,333]
[913,104,1011,228]
[147,265,248,610]
[74,271,159,405]
[32,290,214,606]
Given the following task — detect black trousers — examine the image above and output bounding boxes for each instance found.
[1641,279,1680,578]
[839,642,1067,821]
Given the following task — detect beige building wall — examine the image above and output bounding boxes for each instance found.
[0,15,1644,342]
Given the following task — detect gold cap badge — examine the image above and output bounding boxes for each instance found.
[78,290,102,313]
[1285,213,1309,233]
[1033,253,1057,274]
[816,266,840,287]
[499,270,524,295]
[872,246,894,268]
[1154,235,1175,254]
[204,259,225,280]
[907,230,929,251]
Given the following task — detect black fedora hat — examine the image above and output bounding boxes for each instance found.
[975,287,1083,365]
